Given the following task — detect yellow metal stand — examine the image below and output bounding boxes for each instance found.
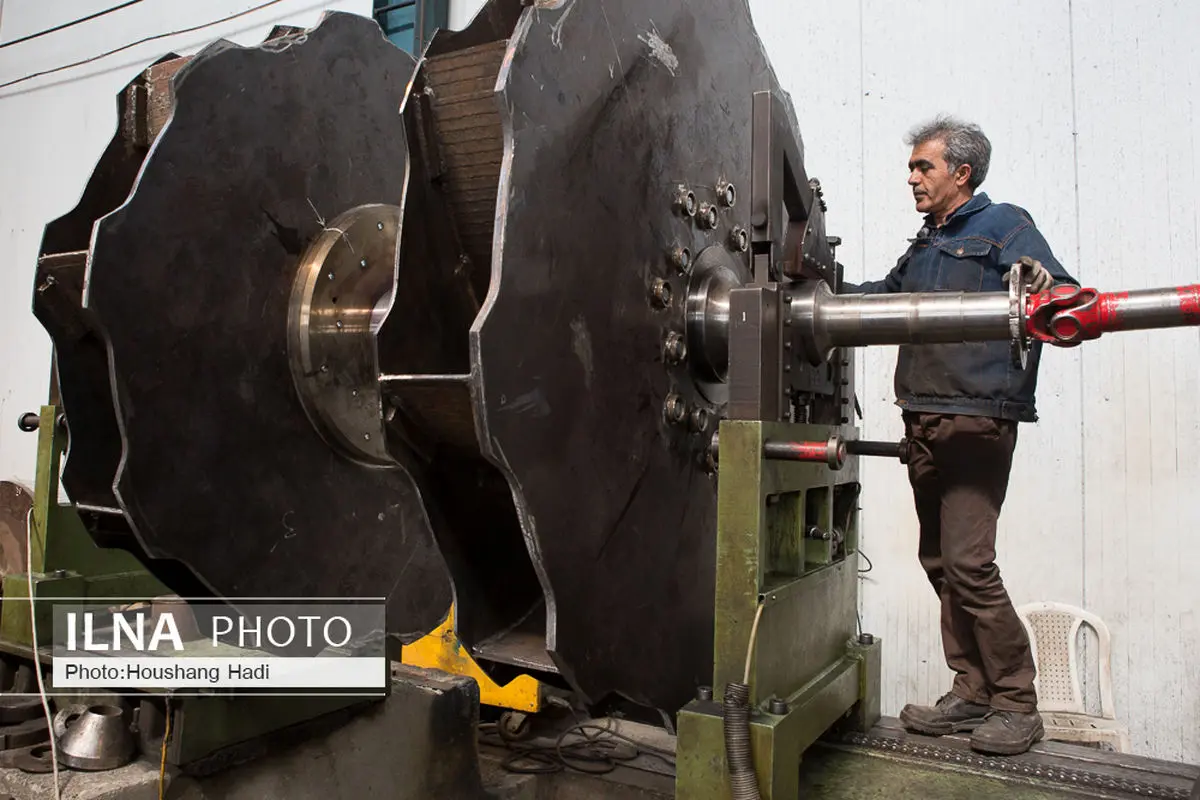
[400,605,543,713]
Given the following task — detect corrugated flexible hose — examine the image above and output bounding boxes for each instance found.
[723,682,760,800]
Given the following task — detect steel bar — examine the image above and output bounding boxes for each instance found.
[844,439,908,461]
[759,437,909,470]
[789,280,1012,364]
[763,438,844,469]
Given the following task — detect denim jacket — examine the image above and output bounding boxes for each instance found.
[844,193,1078,423]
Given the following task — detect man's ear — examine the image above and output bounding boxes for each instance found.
[954,163,972,188]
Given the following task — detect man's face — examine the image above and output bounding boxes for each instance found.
[907,138,969,220]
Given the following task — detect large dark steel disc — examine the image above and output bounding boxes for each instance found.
[83,11,451,636]
[473,0,777,710]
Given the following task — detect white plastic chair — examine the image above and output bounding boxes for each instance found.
[1016,601,1131,753]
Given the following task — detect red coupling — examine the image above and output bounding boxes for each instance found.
[1025,285,1110,346]
[1025,283,1200,346]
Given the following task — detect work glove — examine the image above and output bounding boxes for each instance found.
[1003,255,1054,294]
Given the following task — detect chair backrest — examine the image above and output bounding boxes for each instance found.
[1015,601,1115,718]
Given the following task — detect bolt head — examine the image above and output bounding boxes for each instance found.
[769,698,788,715]
[729,227,749,252]
[858,633,876,646]
[721,183,736,207]
[689,407,709,433]
[696,686,713,702]
[664,394,687,424]
[698,203,718,229]
[672,246,692,272]
[664,332,687,363]
[675,186,697,217]
[650,278,673,309]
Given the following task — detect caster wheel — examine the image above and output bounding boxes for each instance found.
[498,711,533,742]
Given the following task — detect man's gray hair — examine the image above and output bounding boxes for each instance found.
[905,115,991,190]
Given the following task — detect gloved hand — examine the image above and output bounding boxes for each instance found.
[1003,255,1054,293]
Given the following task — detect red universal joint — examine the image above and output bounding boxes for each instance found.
[1025,282,1200,346]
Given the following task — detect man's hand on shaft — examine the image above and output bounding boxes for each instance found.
[1003,255,1054,293]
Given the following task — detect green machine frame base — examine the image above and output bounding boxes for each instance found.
[676,420,883,799]
[0,406,172,650]
[0,405,377,769]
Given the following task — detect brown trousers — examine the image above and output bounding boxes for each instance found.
[903,411,1038,713]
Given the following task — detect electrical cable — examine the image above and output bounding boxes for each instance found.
[858,549,873,574]
[0,0,291,91]
[26,508,61,800]
[158,695,172,799]
[0,1,144,50]
[742,600,766,685]
[478,717,675,777]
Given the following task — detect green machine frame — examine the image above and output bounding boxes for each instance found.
[1,405,170,650]
[0,405,375,768]
[677,420,881,799]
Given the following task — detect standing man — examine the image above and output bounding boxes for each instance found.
[844,115,1077,756]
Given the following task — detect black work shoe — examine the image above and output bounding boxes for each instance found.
[970,710,1045,755]
[899,692,990,735]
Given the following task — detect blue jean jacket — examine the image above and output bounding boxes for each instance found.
[843,193,1078,423]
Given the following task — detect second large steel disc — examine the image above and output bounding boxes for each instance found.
[475,0,777,710]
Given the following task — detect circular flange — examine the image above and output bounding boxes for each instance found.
[1009,264,1030,369]
[287,204,400,468]
[685,246,745,393]
[82,12,451,635]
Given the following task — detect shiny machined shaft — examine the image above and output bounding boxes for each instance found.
[790,281,1015,364]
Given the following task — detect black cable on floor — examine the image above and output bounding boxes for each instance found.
[479,719,676,777]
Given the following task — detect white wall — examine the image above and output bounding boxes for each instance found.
[1,0,1194,764]
[0,0,372,489]
[449,0,1200,763]
[747,0,1200,764]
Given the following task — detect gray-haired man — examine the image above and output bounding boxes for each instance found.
[845,116,1078,755]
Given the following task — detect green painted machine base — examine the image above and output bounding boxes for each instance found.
[676,637,881,800]
[676,420,882,800]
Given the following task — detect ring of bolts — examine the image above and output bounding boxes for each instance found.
[652,179,745,436]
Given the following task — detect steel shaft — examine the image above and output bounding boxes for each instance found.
[788,279,1200,366]
[790,280,1014,364]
